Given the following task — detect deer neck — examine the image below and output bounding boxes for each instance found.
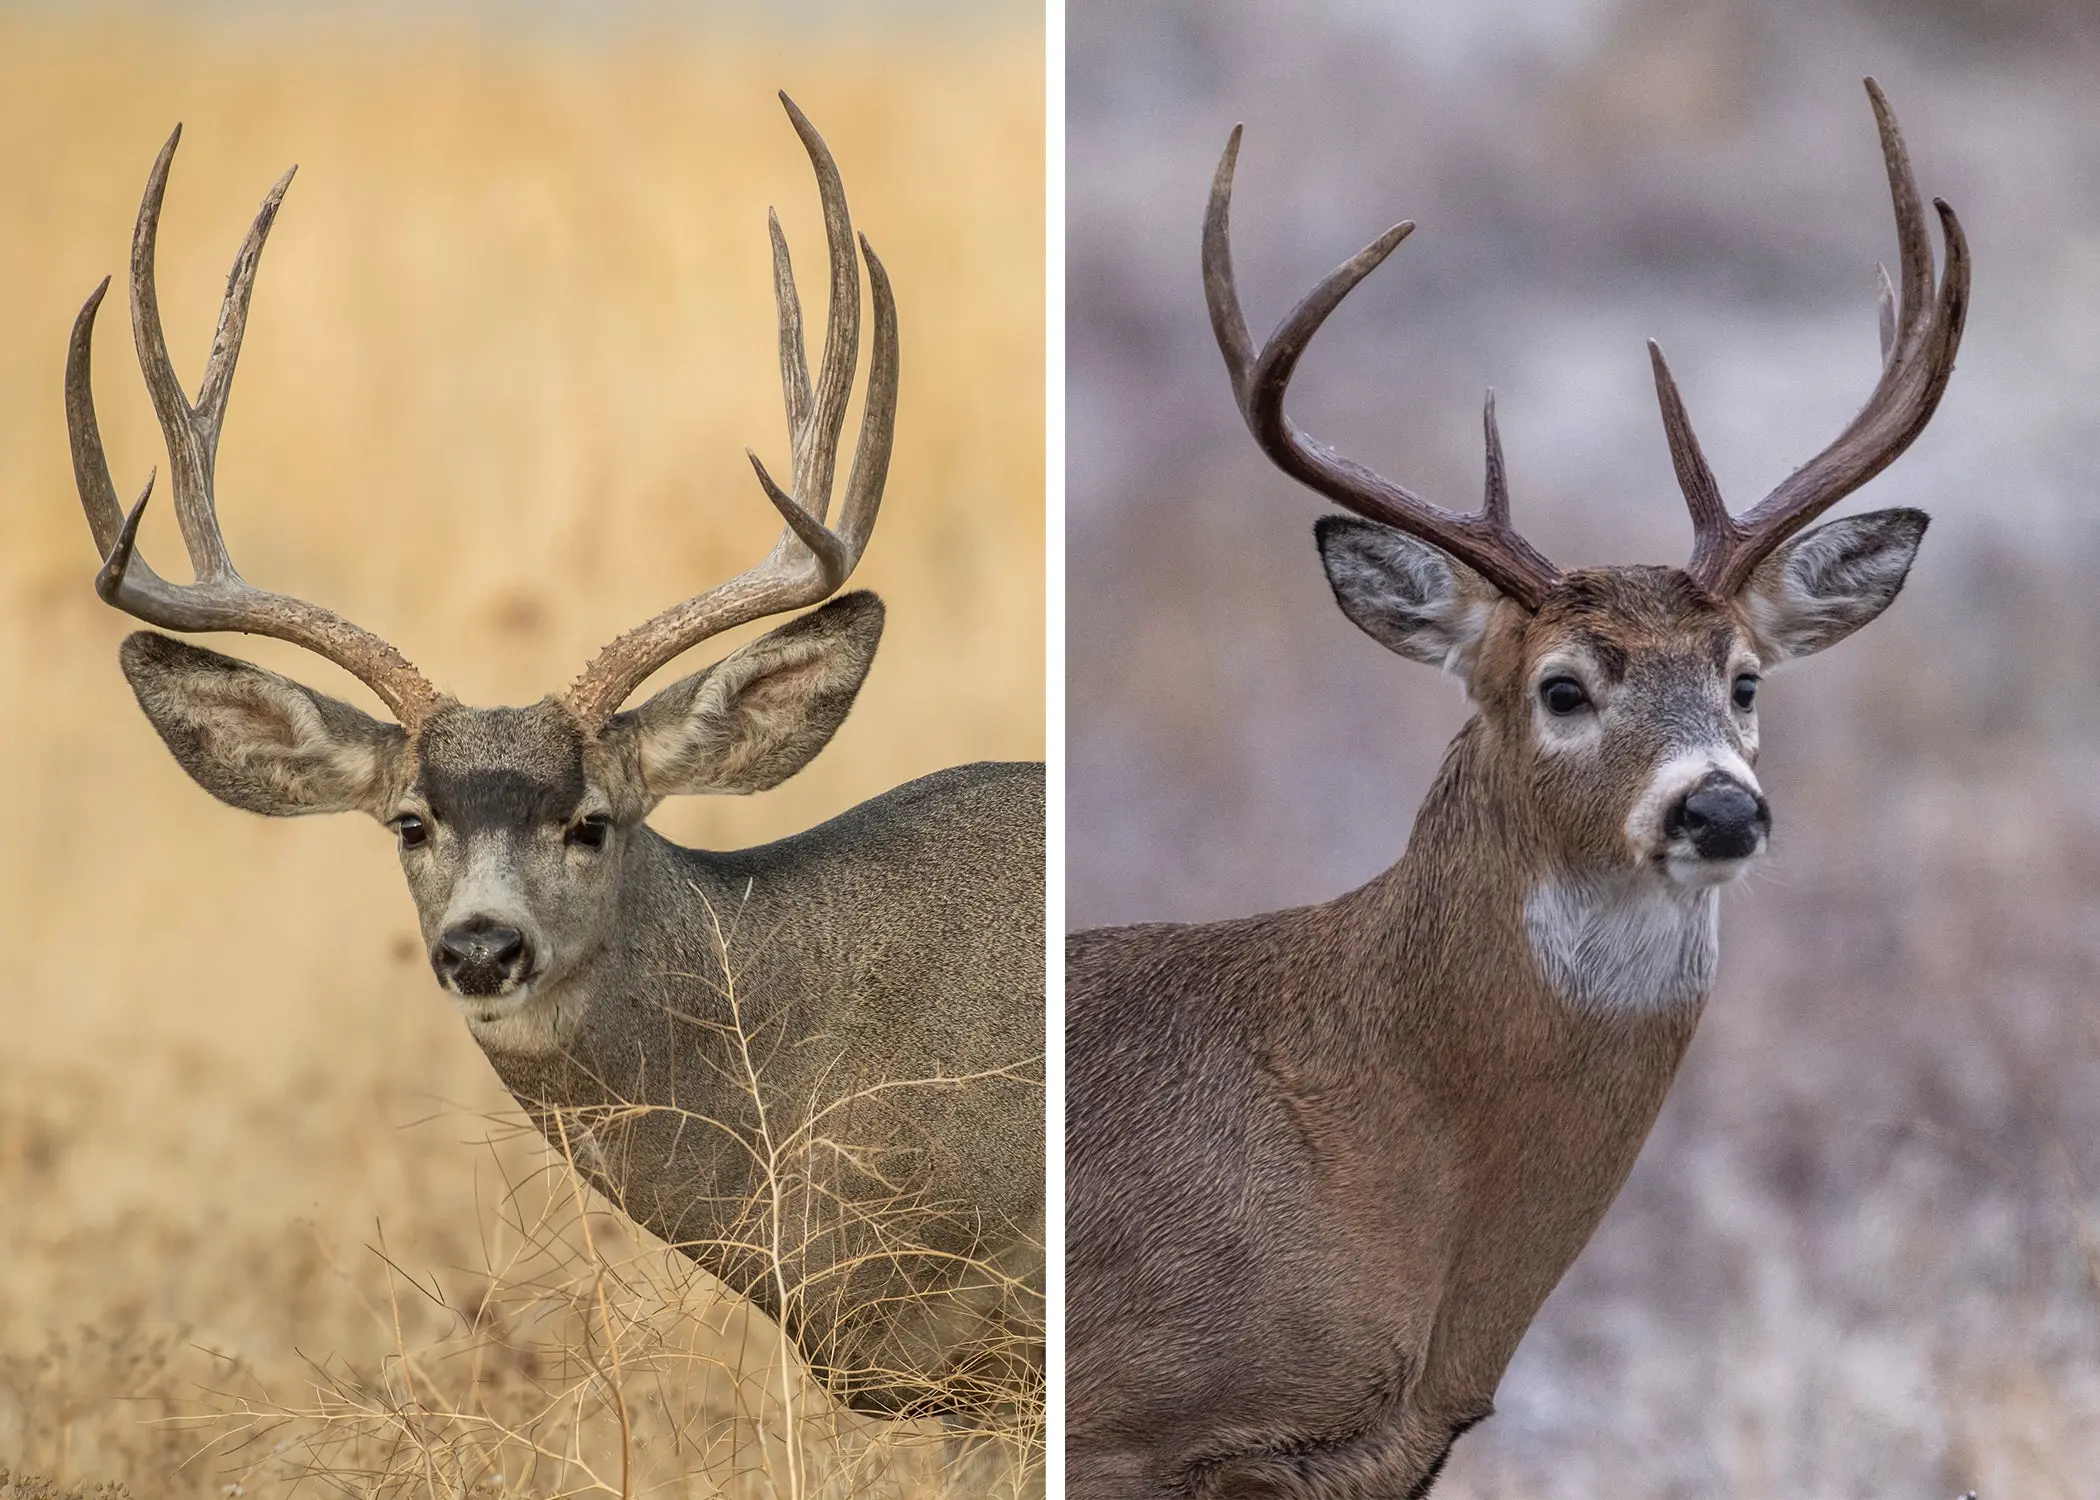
[468,824,793,1288]
[1342,717,1715,1049]
[1320,716,1711,1410]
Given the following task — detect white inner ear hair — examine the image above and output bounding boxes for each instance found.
[1524,875,1718,1013]
[192,674,385,804]
[190,673,325,752]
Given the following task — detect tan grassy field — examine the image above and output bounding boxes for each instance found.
[0,11,1043,1496]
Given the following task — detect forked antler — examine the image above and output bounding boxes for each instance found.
[1205,79,1967,610]
[563,93,898,725]
[1652,77,1969,597]
[1203,127,1562,609]
[67,125,442,725]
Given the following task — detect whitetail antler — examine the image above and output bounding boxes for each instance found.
[563,92,899,726]
[1651,78,1970,598]
[1202,126,1563,610]
[67,125,441,725]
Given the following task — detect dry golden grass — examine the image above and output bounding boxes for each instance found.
[0,11,1043,1495]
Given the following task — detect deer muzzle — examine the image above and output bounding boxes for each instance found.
[1664,775,1770,863]
[433,914,537,998]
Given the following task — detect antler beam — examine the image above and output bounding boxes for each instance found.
[1202,125,1562,610]
[67,125,440,725]
[563,93,899,726]
[1653,78,1970,598]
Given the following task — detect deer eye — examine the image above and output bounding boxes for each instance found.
[1732,674,1760,711]
[1539,676,1590,716]
[566,814,612,850]
[391,813,429,849]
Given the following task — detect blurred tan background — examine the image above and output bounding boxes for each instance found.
[0,2,1041,1491]
[1069,1,2100,1496]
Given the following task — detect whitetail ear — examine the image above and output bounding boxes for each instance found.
[619,591,883,799]
[1316,516,1503,682]
[120,632,408,817]
[1740,508,1928,665]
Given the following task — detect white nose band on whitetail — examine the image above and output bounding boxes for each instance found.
[1631,745,1765,875]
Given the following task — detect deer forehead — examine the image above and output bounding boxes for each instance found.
[407,701,595,829]
[1497,567,1754,689]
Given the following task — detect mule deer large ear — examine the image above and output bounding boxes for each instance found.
[618,591,883,800]
[120,632,408,818]
[1739,508,1928,665]
[1316,516,1502,682]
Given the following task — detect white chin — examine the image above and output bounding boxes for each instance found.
[452,982,532,1024]
[1664,851,1759,888]
[451,978,578,1057]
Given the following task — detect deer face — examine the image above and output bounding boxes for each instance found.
[116,593,883,1039]
[1317,508,1928,888]
[1492,567,1769,887]
[63,102,897,1051]
[1194,82,1956,1010]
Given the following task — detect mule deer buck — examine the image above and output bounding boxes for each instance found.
[67,98,1044,1419]
[1068,80,1965,1496]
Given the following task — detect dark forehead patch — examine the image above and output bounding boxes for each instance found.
[1569,634,1631,682]
[412,701,586,832]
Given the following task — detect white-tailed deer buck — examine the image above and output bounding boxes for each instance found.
[1068,80,1966,1497]
[68,97,1043,1420]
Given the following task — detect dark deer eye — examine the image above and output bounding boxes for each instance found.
[1539,677,1590,716]
[567,814,612,850]
[391,814,429,849]
[1732,674,1760,710]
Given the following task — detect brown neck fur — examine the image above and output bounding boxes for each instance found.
[1067,693,1706,1498]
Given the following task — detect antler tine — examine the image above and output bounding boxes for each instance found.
[1202,126,1561,610]
[1647,340,1736,580]
[1481,388,1510,524]
[130,125,295,580]
[67,126,440,724]
[564,97,897,726]
[832,231,900,557]
[1875,262,1897,366]
[773,90,861,525]
[1676,79,1970,598]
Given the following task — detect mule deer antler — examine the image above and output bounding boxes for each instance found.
[564,92,899,725]
[67,126,441,724]
[1202,126,1563,610]
[1651,77,1970,597]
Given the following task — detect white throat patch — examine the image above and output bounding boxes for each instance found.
[1523,875,1719,1014]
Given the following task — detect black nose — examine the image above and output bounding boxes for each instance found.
[433,915,533,996]
[1664,777,1771,861]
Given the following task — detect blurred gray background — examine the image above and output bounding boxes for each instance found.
[1068,1,2100,1495]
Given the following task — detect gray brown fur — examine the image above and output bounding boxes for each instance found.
[122,608,1045,1417]
[73,103,1043,1422]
